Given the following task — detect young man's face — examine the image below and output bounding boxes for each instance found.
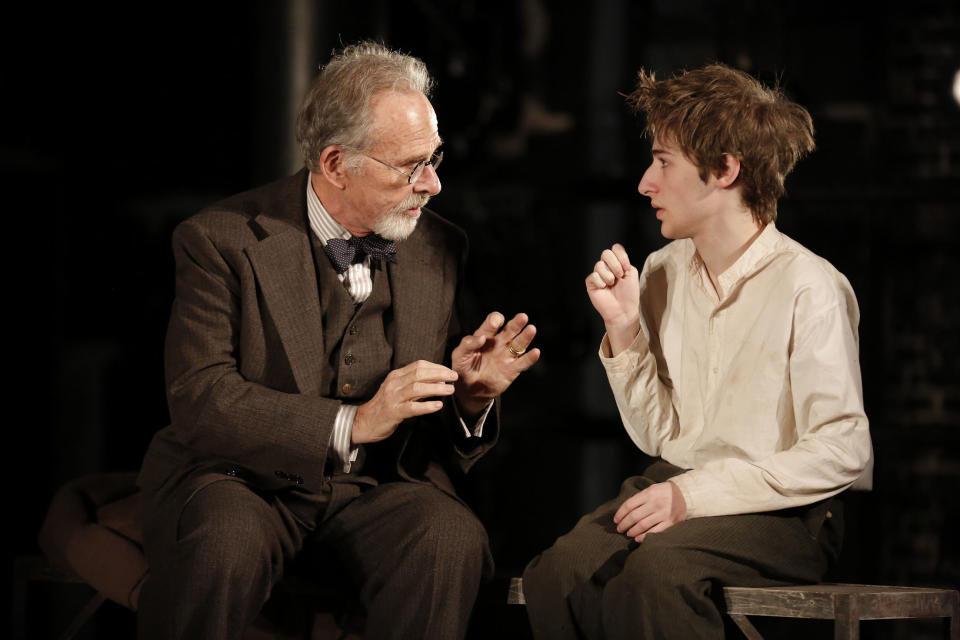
[637,138,718,241]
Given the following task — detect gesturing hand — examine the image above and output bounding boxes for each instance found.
[586,243,641,355]
[353,360,458,444]
[613,481,687,542]
[452,311,541,416]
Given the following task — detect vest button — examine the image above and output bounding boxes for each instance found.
[341,383,353,394]
[344,353,355,365]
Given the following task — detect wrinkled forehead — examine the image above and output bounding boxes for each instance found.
[368,90,441,152]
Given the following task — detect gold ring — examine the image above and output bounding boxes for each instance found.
[507,342,526,357]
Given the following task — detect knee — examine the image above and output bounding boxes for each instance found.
[159,484,284,585]
[523,541,577,592]
[404,496,489,568]
[608,539,702,600]
[525,521,628,592]
[193,517,277,579]
[393,487,490,575]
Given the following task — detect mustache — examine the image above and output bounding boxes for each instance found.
[398,193,430,211]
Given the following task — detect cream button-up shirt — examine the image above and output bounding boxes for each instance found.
[600,224,873,518]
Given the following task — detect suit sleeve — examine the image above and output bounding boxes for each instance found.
[426,225,501,475]
[162,218,337,492]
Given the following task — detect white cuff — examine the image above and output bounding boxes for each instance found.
[332,404,361,473]
[454,398,494,438]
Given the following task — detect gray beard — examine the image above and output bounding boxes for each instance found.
[373,194,429,241]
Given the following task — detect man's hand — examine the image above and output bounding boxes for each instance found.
[353,360,458,444]
[452,311,541,417]
[613,481,687,542]
[586,243,641,356]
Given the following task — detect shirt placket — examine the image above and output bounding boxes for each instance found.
[704,303,728,408]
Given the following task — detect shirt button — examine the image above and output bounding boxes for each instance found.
[712,367,719,374]
[341,383,353,394]
[344,353,355,365]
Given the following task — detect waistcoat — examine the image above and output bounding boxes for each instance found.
[311,235,395,477]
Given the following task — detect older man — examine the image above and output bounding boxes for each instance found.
[136,41,539,640]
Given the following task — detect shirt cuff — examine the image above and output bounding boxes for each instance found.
[599,328,651,370]
[665,471,699,517]
[453,398,494,438]
[332,404,360,473]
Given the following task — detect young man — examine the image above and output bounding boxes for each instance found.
[523,64,872,639]
[136,42,540,640]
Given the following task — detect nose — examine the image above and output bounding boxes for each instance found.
[638,166,656,197]
[413,164,441,196]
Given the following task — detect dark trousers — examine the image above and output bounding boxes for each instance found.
[522,462,841,640]
[137,475,491,640]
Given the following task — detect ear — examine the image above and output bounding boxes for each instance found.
[317,145,349,190]
[714,153,741,189]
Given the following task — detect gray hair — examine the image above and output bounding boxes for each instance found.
[296,41,434,171]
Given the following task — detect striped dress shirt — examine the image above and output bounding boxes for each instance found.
[306,179,488,472]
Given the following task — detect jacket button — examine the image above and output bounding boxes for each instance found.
[348,325,359,336]
[342,383,353,394]
[224,467,238,477]
[344,353,355,365]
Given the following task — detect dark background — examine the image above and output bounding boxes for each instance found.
[5,1,958,638]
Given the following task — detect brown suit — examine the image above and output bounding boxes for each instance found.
[136,170,496,639]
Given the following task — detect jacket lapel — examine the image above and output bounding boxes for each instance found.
[389,214,454,367]
[244,174,326,396]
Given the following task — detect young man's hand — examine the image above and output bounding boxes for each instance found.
[586,243,642,356]
[613,481,687,542]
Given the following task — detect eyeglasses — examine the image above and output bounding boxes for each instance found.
[349,148,443,184]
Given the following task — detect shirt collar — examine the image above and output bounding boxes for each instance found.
[717,222,781,291]
[306,174,351,245]
[688,223,783,298]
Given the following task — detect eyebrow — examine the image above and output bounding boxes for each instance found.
[651,147,673,157]
[398,138,444,166]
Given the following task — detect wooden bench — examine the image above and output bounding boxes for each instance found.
[723,584,958,640]
[507,578,960,639]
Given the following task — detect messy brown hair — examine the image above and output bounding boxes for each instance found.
[627,64,814,225]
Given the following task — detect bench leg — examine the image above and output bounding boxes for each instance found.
[950,594,959,640]
[729,614,765,640]
[508,577,526,606]
[58,593,106,640]
[834,594,860,640]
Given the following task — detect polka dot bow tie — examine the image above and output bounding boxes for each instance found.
[324,234,397,274]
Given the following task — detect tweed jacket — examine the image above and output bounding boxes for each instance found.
[137,169,498,501]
